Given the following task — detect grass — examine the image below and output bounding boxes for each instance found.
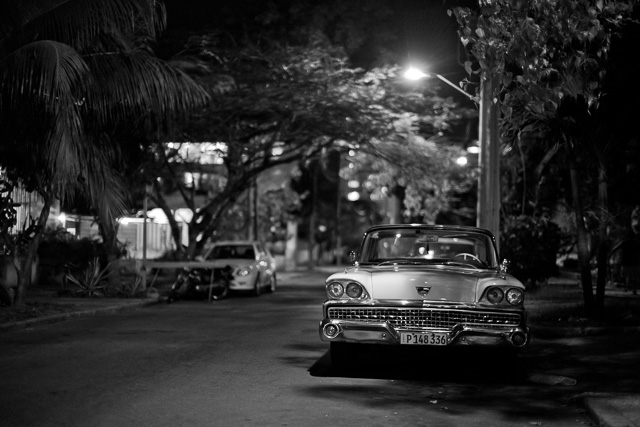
[526,283,640,329]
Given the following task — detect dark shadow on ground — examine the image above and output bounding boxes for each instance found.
[309,344,526,384]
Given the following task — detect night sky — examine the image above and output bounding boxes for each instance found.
[162,0,466,82]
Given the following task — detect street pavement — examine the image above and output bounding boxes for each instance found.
[1,267,639,427]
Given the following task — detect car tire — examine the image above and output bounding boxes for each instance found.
[330,342,357,370]
[252,275,262,297]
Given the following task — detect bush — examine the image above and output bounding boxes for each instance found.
[500,215,562,288]
[37,228,108,287]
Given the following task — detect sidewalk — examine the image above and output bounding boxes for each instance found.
[0,287,161,332]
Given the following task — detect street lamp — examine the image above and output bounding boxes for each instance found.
[403,65,500,243]
[403,66,474,100]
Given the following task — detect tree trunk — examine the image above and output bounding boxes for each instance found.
[389,184,405,224]
[98,219,123,293]
[149,181,186,260]
[13,195,53,308]
[568,155,594,314]
[594,164,609,313]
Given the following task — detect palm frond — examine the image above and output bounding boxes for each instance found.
[84,50,210,125]
[1,40,89,110]
[0,0,165,56]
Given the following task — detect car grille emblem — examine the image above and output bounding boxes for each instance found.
[416,286,431,297]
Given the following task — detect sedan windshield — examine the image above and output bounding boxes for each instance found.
[208,245,256,260]
[358,228,498,268]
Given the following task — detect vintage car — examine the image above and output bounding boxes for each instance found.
[202,240,277,296]
[319,224,530,367]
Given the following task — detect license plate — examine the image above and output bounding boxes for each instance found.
[400,332,447,346]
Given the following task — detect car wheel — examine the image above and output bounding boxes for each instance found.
[266,274,276,293]
[330,342,357,370]
[252,275,262,297]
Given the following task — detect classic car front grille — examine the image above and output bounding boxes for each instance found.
[327,307,521,330]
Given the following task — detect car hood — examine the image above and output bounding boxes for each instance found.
[331,265,514,303]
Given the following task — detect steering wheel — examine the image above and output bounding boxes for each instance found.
[454,253,481,263]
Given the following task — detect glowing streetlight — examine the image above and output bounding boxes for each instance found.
[403,66,474,100]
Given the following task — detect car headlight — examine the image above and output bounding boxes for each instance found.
[237,267,250,277]
[327,282,344,298]
[506,288,524,305]
[486,287,504,304]
[326,280,368,300]
[345,282,363,298]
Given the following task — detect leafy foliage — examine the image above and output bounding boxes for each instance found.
[147,12,477,254]
[0,0,205,221]
[0,179,18,256]
[500,214,562,288]
[65,258,111,297]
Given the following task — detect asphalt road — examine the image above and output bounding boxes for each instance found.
[2,271,629,427]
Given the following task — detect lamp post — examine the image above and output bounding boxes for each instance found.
[404,66,500,243]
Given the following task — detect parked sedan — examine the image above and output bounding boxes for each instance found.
[319,224,530,368]
[202,240,277,296]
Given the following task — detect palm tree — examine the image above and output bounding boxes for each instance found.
[0,0,209,306]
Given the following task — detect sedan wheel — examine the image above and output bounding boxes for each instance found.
[252,275,262,297]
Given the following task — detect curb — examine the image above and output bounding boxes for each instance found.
[578,393,640,427]
[0,298,161,332]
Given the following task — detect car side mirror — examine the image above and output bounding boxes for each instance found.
[349,251,357,264]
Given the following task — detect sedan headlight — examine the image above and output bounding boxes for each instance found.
[506,288,524,305]
[237,267,250,277]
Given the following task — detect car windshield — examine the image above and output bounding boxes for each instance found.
[209,245,256,260]
[358,228,498,268]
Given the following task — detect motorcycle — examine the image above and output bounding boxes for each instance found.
[167,264,234,303]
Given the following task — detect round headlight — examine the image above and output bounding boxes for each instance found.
[345,282,363,298]
[486,287,504,304]
[327,282,344,298]
[506,288,524,305]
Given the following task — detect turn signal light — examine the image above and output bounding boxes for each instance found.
[323,323,339,338]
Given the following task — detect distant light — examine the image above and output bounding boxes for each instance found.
[467,145,480,154]
[184,172,194,185]
[271,146,284,156]
[404,66,429,81]
[347,191,360,201]
[58,213,66,224]
[348,180,360,189]
[456,156,468,166]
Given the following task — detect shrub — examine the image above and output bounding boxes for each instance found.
[500,215,562,288]
[37,228,108,287]
[65,258,110,297]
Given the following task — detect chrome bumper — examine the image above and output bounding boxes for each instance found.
[319,318,530,348]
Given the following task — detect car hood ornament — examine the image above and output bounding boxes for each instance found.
[416,286,431,297]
